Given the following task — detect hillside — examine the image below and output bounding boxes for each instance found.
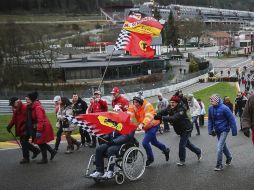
[0,0,252,14]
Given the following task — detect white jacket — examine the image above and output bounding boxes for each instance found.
[189,98,201,117]
[199,102,206,115]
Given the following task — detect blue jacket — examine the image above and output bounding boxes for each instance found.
[208,99,237,136]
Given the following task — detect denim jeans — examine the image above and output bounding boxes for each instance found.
[216,132,232,166]
[142,124,168,161]
[95,144,121,172]
[179,131,201,162]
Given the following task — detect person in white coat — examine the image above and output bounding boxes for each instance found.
[187,94,201,135]
[156,93,170,132]
[197,99,206,127]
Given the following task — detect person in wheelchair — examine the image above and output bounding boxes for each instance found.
[89,130,135,179]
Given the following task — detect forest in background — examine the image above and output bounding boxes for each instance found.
[0,0,252,14]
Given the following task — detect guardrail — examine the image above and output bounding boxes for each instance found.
[0,72,208,114]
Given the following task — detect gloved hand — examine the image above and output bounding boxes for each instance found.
[106,139,114,146]
[209,131,217,137]
[36,132,42,139]
[154,114,162,120]
[6,126,11,133]
[242,128,250,138]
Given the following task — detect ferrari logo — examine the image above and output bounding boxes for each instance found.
[139,40,147,51]
[98,116,123,131]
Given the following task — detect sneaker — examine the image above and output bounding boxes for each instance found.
[214,165,223,171]
[225,157,232,166]
[19,158,30,164]
[163,148,170,161]
[31,149,41,159]
[146,159,154,167]
[197,149,202,161]
[176,161,185,166]
[65,149,73,154]
[101,171,114,178]
[89,171,103,178]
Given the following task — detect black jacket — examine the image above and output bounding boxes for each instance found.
[72,97,88,116]
[162,104,192,135]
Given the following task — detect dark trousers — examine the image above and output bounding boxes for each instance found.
[20,135,40,160]
[92,135,97,146]
[162,118,170,131]
[79,127,91,144]
[192,116,200,135]
[95,144,121,172]
[179,131,201,162]
[199,115,205,126]
[38,143,54,161]
[54,127,63,151]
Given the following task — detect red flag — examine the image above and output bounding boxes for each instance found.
[76,112,137,135]
[125,32,155,58]
[123,12,163,36]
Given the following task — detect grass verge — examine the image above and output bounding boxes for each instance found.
[193,82,238,114]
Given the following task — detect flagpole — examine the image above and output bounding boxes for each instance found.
[98,48,115,90]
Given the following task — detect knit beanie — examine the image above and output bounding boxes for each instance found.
[210,94,220,105]
[170,95,180,103]
[27,92,38,102]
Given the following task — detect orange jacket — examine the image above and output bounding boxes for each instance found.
[127,99,160,131]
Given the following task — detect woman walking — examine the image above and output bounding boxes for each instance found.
[57,97,81,154]
[25,92,56,164]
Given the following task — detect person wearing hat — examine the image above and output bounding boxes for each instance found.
[187,94,201,136]
[88,90,108,148]
[111,87,129,112]
[6,97,41,164]
[53,95,63,151]
[156,93,170,132]
[25,92,56,164]
[161,95,202,166]
[128,92,170,166]
[208,94,237,171]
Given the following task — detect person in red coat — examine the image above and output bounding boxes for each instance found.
[25,92,56,164]
[6,97,41,164]
[111,87,129,112]
[87,90,108,148]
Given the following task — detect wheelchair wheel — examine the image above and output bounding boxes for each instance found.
[115,171,125,185]
[122,147,146,181]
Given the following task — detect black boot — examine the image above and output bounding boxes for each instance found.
[37,146,48,164]
[32,149,41,159]
[20,158,30,164]
[163,148,170,162]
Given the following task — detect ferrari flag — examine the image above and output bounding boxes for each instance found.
[126,32,154,58]
[123,12,163,36]
[76,112,138,135]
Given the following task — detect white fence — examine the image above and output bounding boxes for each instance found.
[0,73,207,114]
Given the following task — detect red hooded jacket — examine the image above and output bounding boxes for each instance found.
[30,100,54,144]
[8,102,27,137]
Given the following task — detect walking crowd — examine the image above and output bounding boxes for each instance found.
[5,83,254,176]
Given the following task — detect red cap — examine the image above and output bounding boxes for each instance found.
[170,95,180,103]
[111,87,120,94]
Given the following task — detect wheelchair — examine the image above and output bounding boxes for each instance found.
[84,138,146,184]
